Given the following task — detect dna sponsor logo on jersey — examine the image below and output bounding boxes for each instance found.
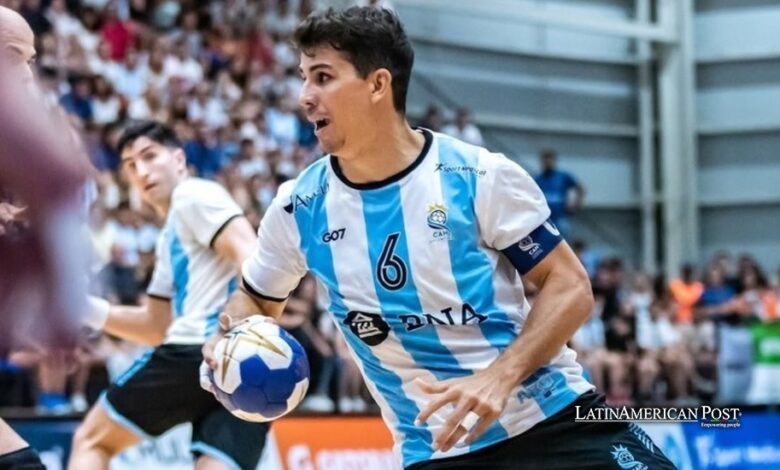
[400,303,487,332]
[426,203,452,242]
[344,311,390,346]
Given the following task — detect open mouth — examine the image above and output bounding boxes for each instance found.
[314,119,330,131]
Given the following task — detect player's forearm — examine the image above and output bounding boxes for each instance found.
[223,286,285,325]
[489,270,593,387]
[104,305,169,346]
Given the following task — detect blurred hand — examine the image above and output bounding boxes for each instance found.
[0,202,25,235]
[415,367,515,452]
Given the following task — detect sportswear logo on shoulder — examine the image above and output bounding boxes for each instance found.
[611,445,648,470]
[283,182,329,214]
[344,311,389,346]
[426,203,452,242]
[434,163,486,177]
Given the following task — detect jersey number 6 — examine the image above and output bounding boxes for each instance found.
[377,233,408,291]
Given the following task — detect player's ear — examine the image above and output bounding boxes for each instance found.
[369,68,392,105]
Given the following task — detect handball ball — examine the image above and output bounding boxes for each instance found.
[209,316,310,422]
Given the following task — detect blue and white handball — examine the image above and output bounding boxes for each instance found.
[209,316,310,422]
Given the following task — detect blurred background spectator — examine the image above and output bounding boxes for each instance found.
[441,107,483,146]
[533,148,584,240]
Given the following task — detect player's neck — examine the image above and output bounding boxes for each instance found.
[337,118,424,185]
[151,199,170,218]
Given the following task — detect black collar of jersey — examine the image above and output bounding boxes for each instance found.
[329,128,433,190]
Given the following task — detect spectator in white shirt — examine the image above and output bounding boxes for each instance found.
[442,107,484,146]
[168,9,203,58]
[45,0,86,40]
[264,0,298,36]
[187,82,228,129]
[103,202,141,304]
[88,40,120,79]
[215,69,243,107]
[236,138,270,180]
[271,31,297,68]
[265,94,299,157]
[163,40,203,92]
[145,46,169,97]
[91,76,123,125]
[128,87,169,122]
[111,48,148,100]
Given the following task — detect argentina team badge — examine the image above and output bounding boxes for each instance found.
[426,203,453,242]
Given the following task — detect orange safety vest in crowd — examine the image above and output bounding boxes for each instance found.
[761,291,779,320]
[669,279,704,324]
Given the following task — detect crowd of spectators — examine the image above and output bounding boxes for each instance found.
[0,0,777,418]
[568,247,779,407]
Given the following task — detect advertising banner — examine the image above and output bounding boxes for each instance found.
[9,416,395,470]
[11,412,780,469]
[272,416,397,470]
[748,321,780,404]
[682,414,780,469]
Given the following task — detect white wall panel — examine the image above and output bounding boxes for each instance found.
[695,0,780,61]
[700,207,780,271]
[699,134,780,205]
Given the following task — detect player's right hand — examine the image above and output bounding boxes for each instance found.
[200,312,235,394]
[202,312,237,370]
[200,313,278,394]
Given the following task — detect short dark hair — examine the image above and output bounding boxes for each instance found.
[293,6,414,113]
[117,120,181,154]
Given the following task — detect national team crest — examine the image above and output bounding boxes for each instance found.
[610,445,648,470]
[426,203,452,241]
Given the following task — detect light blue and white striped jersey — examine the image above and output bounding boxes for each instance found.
[147,178,242,345]
[243,130,594,467]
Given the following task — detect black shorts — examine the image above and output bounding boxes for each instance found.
[408,392,677,470]
[103,344,269,470]
[0,446,45,470]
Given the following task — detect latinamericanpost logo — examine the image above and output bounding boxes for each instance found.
[575,406,742,428]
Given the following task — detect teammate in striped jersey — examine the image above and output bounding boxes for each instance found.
[203,6,675,469]
[69,122,269,470]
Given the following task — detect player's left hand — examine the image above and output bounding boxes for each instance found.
[415,368,515,452]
